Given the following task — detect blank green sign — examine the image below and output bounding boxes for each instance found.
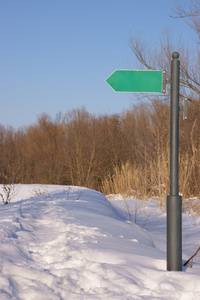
[106,70,165,93]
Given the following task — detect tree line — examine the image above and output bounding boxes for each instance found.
[0,101,199,200]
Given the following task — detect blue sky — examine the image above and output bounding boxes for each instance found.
[0,0,192,128]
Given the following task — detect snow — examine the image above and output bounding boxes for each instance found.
[0,184,200,299]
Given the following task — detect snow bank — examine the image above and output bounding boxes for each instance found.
[0,185,200,299]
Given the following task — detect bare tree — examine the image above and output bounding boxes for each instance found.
[0,184,19,204]
[172,0,200,41]
[129,29,200,101]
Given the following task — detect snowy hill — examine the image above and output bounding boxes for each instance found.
[0,185,200,299]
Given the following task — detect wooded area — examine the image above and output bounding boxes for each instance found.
[0,101,199,202]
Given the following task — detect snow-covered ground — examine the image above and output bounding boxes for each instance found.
[0,184,200,300]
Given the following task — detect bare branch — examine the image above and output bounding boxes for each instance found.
[183,246,200,267]
[128,29,200,101]
[171,0,200,41]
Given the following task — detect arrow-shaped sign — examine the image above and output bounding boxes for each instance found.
[106,70,166,93]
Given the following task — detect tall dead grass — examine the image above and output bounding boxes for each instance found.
[101,160,168,203]
[101,162,143,198]
[102,144,200,212]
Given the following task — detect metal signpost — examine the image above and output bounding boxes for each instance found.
[167,52,182,271]
[106,52,185,271]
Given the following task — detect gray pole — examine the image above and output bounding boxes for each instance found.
[167,52,182,271]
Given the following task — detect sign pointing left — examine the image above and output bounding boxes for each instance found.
[106,69,166,93]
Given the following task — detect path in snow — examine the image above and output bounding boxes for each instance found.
[0,185,200,299]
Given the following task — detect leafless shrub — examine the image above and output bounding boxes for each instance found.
[0,184,19,204]
[65,187,72,200]
[122,198,141,223]
[32,186,49,197]
[76,190,84,200]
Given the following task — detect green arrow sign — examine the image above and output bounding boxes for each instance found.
[106,70,166,93]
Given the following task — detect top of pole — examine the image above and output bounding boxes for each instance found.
[172,52,179,60]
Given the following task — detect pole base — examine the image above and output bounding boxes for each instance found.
[167,195,182,271]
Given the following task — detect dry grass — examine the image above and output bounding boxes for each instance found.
[101,162,148,199]
[101,145,200,214]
